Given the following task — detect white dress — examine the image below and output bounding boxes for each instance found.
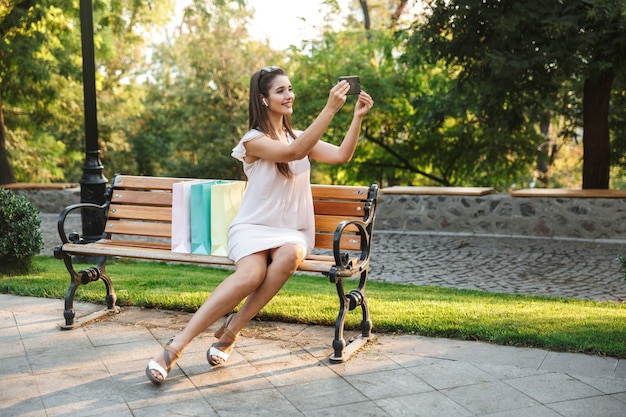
[227,129,315,263]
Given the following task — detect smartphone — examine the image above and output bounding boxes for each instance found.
[338,76,361,95]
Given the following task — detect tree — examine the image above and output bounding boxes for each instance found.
[410,0,626,189]
[128,0,280,180]
[1,0,90,184]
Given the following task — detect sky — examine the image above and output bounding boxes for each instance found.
[245,0,351,50]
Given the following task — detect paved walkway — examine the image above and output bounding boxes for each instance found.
[3,217,624,416]
[1,294,625,417]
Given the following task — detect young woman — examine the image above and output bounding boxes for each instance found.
[146,66,374,385]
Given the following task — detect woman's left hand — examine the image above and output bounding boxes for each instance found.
[354,91,374,118]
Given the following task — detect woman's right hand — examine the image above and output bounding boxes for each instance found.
[324,81,351,114]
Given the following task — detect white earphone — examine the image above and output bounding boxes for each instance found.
[262,98,269,107]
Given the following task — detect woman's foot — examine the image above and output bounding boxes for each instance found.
[145,338,183,386]
[207,315,239,366]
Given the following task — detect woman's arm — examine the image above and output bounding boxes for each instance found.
[245,82,351,163]
[309,91,374,164]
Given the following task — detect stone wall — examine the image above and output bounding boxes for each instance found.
[9,187,626,257]
[376,191,626,240]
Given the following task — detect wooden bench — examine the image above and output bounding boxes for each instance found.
[54,174,379,362]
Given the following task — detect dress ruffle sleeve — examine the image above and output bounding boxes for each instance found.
[231,129,264,162]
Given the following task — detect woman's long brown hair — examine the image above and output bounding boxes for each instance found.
[248,67,296,179]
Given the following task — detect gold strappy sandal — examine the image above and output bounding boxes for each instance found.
[207,315,239,367]
[145,339,182,386]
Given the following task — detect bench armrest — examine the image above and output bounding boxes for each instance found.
[332,218,373,277]
[57,203,107,244]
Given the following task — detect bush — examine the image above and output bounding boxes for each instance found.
[0,188,44,275]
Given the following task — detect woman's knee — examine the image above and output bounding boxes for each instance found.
[233,254,268,290]
[271,244,305,273]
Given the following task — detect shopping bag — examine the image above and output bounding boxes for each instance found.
[171,181,197,253]
[190,180,225,255]
[210,181,246,256]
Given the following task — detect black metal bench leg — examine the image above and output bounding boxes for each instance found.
[330,278,349,362]
[360,298,373,338]
[357,270,373,339]
[61,255,80,328]
[329,273,376,363]
[98,266,117,310]
[60,255,119,330]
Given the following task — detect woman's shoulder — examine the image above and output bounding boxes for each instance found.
[242,128,265,141]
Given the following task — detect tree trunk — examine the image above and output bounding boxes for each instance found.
[0,89,16,185]
[359,0,371,31]
[582,73,614,189]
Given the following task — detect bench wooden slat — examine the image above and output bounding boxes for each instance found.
[311,184,370,200]
[315,233,361,250]
[108,204,172,221]
[105,220,171,238]
[112,175,195,190]
[314,215,360,233]
[59,242,358,274]
[313,200,366,216]
[98,239,171,250]
[111,189,172,206]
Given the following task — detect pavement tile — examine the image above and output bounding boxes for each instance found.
[303,401,392,417]
[441,381,539,415]
[110,359,205,409]
[0,354,32,380]
[325,345,402,377]
[613,359,626,379]
[205,387,304,417]
[277,377,369,411]
[26,340,103,375]
[0,333,26,360]
[375,391,474,417]
[540,351,621,378]
[406,359,496,390]
[612,392,626,404]
[34,365,131,417]
[546,395,626,417]
[343,367,434,400]
[434,340,549,370]
[575,375,626,394]
[130,400,219,417]
[95,339,160,368]
[189,359,275,393]
[0,375,46,416]
[249,348,337,387]
[0,311,17,331]
[475,406,563,417]
[84,322,155,347]
[504,372,604,404]
[471,362,551,380]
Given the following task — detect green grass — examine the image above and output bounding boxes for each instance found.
[2,256,626,358]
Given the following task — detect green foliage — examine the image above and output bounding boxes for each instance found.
[127,1,280,180]
[0,189,43,275]
[3,0,625,190]
[411,0,626,189]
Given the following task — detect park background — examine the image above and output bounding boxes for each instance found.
[1,0,625,191]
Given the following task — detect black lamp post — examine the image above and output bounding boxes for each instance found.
[79,0,107,242]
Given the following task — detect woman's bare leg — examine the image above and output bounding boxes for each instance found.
[147,252,268,381]
[212,244,305,353]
